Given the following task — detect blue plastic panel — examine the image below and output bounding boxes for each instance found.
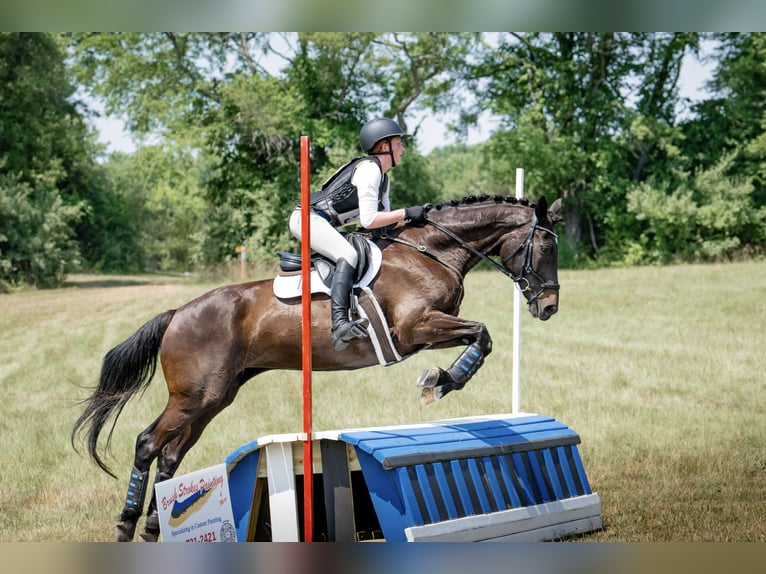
[339,415,590,539]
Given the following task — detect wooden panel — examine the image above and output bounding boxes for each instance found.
[265,442,300,541]
[404,493,602,542]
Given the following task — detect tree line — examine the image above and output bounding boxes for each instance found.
[1,32,764,289]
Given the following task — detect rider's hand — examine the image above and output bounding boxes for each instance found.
[404,205,428,223]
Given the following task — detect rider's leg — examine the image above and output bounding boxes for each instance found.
[289,210,368,350]
[289,209,358,266]
[330,258,369,350]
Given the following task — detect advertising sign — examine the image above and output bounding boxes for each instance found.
[154,463,237,542]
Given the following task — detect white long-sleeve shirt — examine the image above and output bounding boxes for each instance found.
[352,159,390,228]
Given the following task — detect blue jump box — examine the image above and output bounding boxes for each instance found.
[224,413,602,542]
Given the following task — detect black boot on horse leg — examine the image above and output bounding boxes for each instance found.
[115,466,149,542]
[418,326,493,405]
[331,258,369,351]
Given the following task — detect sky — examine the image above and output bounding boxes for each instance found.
[90,40,716,157]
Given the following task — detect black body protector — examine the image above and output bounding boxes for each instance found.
[307,156,388,226]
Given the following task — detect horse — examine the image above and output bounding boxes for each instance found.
[71,193,563,542]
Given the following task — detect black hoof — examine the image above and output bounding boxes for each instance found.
[115,521,136,542]
[140,511,160,542]
[140,531,159,542]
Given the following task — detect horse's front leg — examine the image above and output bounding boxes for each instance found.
[418,324,492,404]
[398,313,493,405]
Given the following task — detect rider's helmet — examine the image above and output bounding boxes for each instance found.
[359,117,407,154]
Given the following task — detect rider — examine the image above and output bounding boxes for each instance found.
[289,117,428,351]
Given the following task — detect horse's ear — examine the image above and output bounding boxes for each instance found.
[548,198,564,226]
[534,195,548,221]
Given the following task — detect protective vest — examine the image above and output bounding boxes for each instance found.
[307,157,388,226]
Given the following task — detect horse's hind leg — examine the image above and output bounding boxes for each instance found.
[138,418,216,541]
[137,425,200,542]
[138,384,245,541]
[115,422,161,542]
[115,396,200,541]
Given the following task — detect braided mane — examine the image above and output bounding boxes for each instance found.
[426,194,534,213]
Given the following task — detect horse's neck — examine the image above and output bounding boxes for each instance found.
[414,205,531,272]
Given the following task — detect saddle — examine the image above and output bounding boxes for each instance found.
[276,232,373,288]
[273,233,381,299]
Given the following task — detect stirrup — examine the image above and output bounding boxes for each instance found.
[332,318,369,351]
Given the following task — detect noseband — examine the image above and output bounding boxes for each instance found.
[425,213,560,307]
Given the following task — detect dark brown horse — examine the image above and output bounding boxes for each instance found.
[71,194,563,542]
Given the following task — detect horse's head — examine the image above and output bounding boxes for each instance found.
[499,196,564,321]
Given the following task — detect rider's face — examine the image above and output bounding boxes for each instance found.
[389,136,404,163]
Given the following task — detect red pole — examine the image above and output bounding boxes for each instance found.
[300,135,314,542]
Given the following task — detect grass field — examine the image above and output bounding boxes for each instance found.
[0,261,764,542]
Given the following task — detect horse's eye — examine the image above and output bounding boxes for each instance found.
[540,244,551,255]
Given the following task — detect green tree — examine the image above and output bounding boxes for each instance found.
[68,33,468,263]
[467,33,698,262]
[681,33,766,205]
[0,171,83,289]
[0,32,104,285]
[0,33,90,182]
[93,147,209,273]
[425,143,486,202]
[624,154,766,263]
[75,157,145,273]
[67,32,764,270]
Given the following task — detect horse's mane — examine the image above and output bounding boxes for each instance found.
[426,194,533,213]
[387,194,536,234]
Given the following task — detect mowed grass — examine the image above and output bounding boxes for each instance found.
[0,262,765,542]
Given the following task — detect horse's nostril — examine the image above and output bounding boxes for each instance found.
[544,304,558,317]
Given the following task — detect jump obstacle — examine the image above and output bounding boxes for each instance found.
[223,413,601,542]
[154,140,602,542]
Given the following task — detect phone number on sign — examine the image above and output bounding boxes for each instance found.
[185,530,217,542]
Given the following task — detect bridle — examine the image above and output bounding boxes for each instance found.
[424,213,560,307]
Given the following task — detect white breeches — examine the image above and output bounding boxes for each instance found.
[289,208,359,267]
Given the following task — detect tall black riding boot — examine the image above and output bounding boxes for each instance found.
[331,258,369,351]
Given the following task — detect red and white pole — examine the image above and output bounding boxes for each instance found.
[300,135,314,541]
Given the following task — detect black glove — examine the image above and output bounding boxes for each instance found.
[404,205,428,222]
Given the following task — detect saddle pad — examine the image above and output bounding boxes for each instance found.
[272,239,383,299]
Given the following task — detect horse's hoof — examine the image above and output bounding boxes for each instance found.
[420,387,437,405]
[115,522,136,542]
[416,366,442,389]
[140,531,159,542]
[139,512,160,542]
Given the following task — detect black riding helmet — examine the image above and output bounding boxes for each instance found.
[360,117,408,167]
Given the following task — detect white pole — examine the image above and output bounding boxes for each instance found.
[512,168,524,414]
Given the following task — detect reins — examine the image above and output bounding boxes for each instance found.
[424,219,515,280]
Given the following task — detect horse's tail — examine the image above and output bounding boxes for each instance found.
[71,310,175,478]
